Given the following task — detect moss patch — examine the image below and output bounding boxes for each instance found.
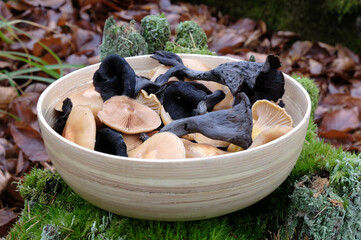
[9,76,361,239]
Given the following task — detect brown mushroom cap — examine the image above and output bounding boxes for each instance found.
[62,105,96,150]
[194,133,230,148]
[55,84,103,121]
[135,90,162,114]
[128,132,185,159]
[181,139,228,158]
[98,95,161,134]
[252,100,293,139]
[123,134,143,151]
[250,125,293,148]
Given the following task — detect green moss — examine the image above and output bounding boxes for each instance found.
[41,224,61,240]
[100,16,216,59]
[325,0,361,19]
[99,17,148,61]
[165,41,216,55]
[292,75,319,121]
[174,21,208,49]
[11,77,358,239]
[281,155,361,239]
[164,21,215,55]
[140,13,171,54]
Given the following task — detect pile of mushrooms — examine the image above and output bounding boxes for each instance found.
[54,52,294,159]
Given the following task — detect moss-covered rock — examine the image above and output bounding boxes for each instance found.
[174,21,208,49]
[140,14,171,54]
[164,20,215,55]
[99,17,148,61]
[281,155,361,239]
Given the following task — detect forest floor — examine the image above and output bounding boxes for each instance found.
[0,0,360,236]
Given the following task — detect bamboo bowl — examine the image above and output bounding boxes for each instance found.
[37,54,311,221]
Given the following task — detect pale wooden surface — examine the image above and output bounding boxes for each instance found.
[37,54,311,221]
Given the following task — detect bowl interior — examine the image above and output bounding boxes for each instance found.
[41,54,310,139]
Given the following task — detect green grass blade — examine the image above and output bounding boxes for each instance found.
[0,30,13,44]
[0,51,60,78]
[2,21,64,76]
[0,64,85,78]
[0,109,22,121]
[0,51,50,65]
[4,75,56,83]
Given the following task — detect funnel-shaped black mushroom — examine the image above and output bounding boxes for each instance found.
[95,127,128,157]
[93,54,136,101]
[53,98,73,134]
[160,92,253,149]
[156,81,225,120]
[151,51,284,104]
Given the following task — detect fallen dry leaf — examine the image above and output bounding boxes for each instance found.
[0,87,17,110]
[309,59,323,75]
[211,29,246,54]
[319,107,359,133]
[0,208,17,237]
[8,93,40,132]
[288,41,313,61]
[350,80,361,98]
[10,123,49,162]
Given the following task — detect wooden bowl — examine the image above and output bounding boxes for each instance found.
[37,54,311,221]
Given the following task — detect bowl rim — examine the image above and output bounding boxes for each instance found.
[37,54,312,163]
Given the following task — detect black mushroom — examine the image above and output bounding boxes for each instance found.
[95,127,128,157]
[134,75,161,96]
[151,51,284,105]
[93,54,136,101]
[53,98,73,134]
[156,81,225,120]
[93,54,161,100]
[160,92,253,149]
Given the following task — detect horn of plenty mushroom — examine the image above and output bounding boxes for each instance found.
[160,92,253,149]
[156,81,225,120]
[95,127,128,157]
[53,98,73,134]
[151,51,285,104]
[93,54,136,101]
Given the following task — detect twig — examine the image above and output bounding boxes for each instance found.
[26,219,41,231]
[313,205,328,219]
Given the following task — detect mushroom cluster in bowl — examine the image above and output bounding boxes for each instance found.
[37,53,311,221]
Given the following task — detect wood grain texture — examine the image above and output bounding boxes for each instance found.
[37,54,311,221]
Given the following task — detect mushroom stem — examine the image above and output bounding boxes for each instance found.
[160,92,253,149]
